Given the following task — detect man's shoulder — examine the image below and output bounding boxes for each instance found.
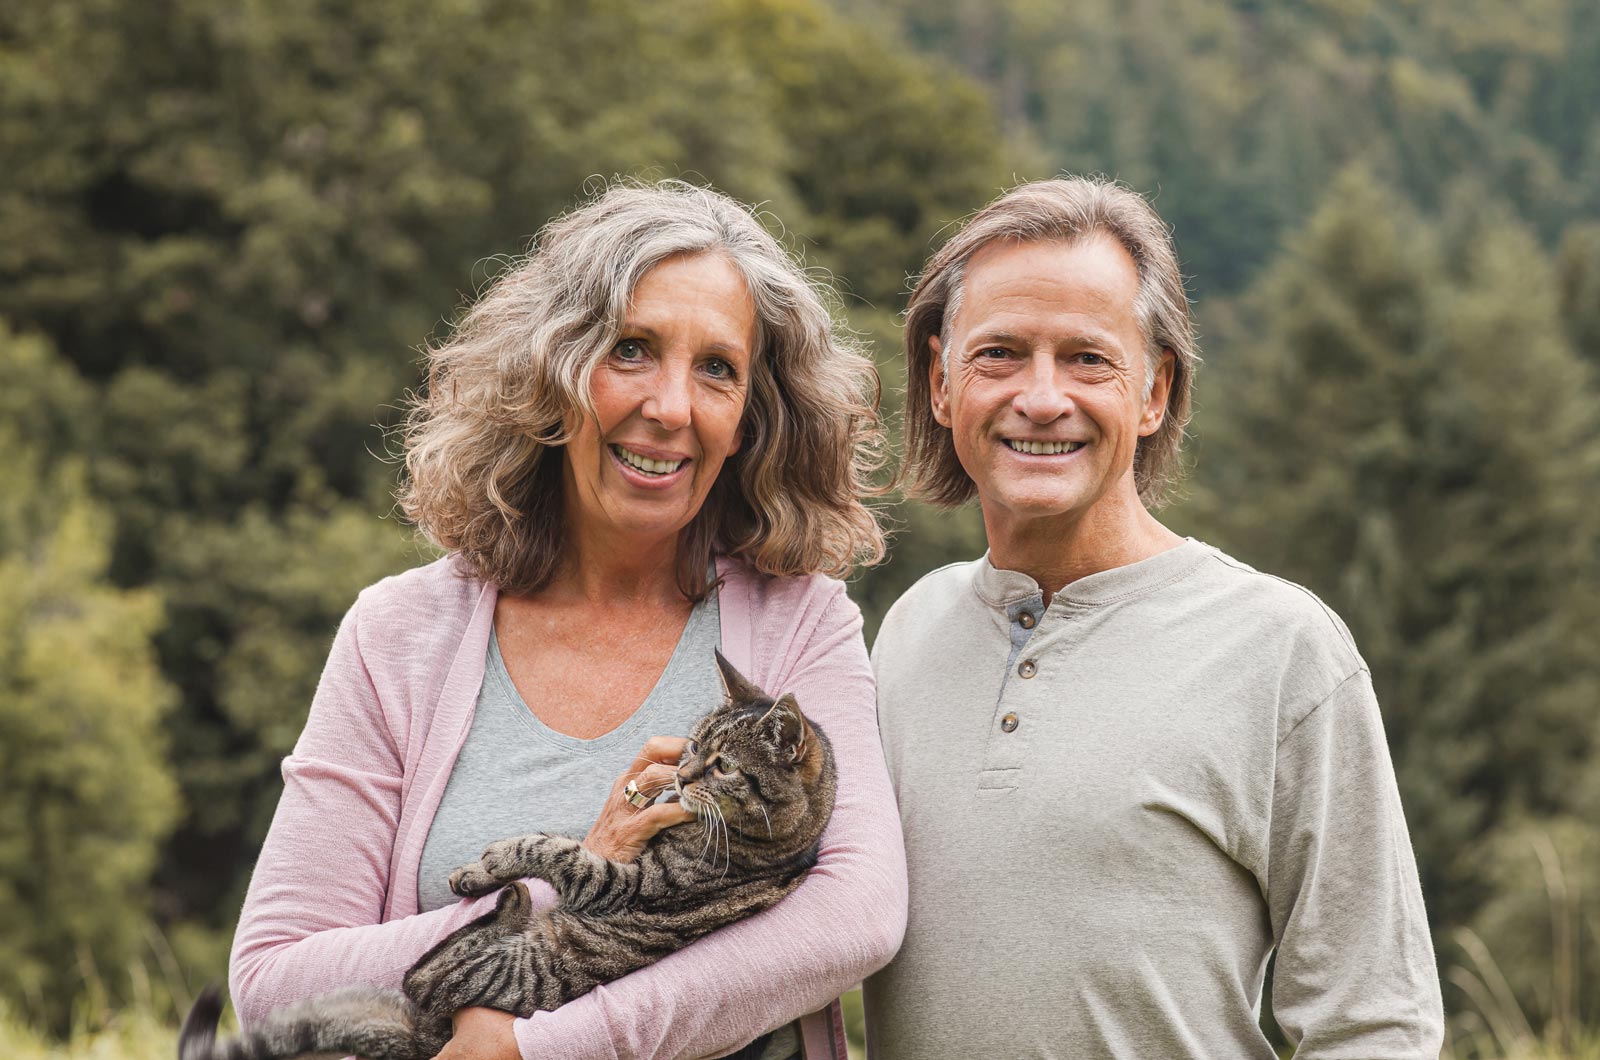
[1182,542,1367,695]
[1192,545,1357,642]
[871,557,986,660]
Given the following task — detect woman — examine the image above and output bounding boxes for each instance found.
[227,182,906,1060]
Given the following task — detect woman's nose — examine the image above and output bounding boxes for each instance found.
[642,363,693,430]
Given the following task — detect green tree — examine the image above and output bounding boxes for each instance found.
[0,325,180,1031]
[0,0,1013,931]
[1181,170,1600,942]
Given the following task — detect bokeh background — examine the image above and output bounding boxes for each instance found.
[3,0,1599,1057]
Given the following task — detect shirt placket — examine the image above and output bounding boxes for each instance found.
[976,593,1045,795]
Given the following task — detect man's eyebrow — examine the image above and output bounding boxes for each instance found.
[965,329,1118,351]
[965,330,1028,348]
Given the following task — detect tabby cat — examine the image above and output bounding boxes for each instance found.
[178,650,837,1060]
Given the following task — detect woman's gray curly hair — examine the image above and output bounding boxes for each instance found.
[398,180,887,599]
[902,176,1199,508]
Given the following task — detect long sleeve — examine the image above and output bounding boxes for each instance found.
[510,583,908,1060]
[1266,668,1444,1058]
[228,599,557,1026]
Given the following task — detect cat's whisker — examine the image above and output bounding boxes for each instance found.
[758,804,773,841]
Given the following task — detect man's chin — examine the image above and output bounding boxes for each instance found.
[976,489,1095,526]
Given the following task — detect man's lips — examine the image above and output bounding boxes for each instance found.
[1002,438,1087,455]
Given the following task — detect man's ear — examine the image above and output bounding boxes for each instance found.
[1140,347,1176,437]
[929,336,952,428]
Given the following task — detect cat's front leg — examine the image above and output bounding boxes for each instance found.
[452,834,640,912]
[446,835,532,897]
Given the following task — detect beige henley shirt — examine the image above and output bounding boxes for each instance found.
[864,539,1443,1059]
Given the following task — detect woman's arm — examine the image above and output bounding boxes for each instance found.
[508,583,908,1060]
[228,598,556,1026]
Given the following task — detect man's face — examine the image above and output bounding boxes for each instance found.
[929,234,1173,536]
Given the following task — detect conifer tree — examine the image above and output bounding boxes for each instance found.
[1183,170,1600,934]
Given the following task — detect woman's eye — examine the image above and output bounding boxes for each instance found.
[703,357,735,380]
[613,339,646,362]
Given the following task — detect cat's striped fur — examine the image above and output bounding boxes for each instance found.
[179,650,836,1060]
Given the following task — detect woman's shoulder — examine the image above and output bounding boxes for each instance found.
[716,555,851,618]
[348,554,492,649]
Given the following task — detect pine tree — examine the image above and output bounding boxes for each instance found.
[1182,169,1600,936]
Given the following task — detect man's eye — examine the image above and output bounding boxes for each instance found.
[613,339,646,361]
[1079,352,1105,366]
[976,347,1010,360]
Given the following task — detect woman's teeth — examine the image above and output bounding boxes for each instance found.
[613,445,685,475]
[1005,439,1085,455]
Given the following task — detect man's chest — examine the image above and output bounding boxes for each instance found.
[875,612,1280,884]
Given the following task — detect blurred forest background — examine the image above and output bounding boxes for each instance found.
[2,0,1599,1056]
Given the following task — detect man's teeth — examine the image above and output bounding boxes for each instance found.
[1005,440,1085,455]
[614,445,685,475]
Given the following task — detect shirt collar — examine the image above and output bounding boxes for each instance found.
[971,538,1212,610]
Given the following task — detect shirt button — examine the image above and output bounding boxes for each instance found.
[1001,712,1019,733]
[1018,659,1037,679]
[1018,612,1036,629]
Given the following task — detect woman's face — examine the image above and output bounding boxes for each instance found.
[562,252,758,557]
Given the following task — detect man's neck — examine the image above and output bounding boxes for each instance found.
[983,488,1184,606]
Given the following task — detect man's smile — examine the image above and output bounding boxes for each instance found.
[1002,438,1087,455]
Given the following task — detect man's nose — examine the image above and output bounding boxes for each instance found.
[642,361,693,430]
[1013,356,1074,423]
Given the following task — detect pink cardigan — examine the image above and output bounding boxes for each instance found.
[228,554,906,1059]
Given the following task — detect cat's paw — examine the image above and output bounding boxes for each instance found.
[480,838,526,878]
[448,862,502,898]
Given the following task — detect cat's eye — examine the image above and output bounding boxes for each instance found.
[686,739,699,755]
[713,758,738,778]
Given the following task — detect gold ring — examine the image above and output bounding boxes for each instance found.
[622,780,651,809]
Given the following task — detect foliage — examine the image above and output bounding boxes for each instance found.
[841,0,1600,298]
[0,326,181,1031]
[0,0,1009,939]
[1178,169,1600,1018]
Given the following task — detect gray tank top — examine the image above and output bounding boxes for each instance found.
[417,593,723,913]
[415,590,800,1059]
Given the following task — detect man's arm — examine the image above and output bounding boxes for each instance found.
[1266,668,1444,1058]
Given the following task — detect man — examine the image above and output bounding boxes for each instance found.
[864,178,1443,1058]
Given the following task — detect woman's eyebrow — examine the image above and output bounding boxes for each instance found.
[619,323,747,358]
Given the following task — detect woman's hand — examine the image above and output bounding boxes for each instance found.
[436,1007,518,1060]
[583,736,696,862]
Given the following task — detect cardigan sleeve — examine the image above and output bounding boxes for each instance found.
[228,597,557,1027]
[509,581,908,1059]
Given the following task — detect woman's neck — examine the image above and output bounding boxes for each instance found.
[549,529,687,609]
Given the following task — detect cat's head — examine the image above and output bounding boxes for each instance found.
[674,651,836,849]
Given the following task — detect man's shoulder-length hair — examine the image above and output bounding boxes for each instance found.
[901,176,1200,509]
[397,179,887,599]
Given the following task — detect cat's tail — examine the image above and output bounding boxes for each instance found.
[176,984,421,1060]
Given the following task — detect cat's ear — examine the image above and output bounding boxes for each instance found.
[714,649,765,707]
[762,693,809,765]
